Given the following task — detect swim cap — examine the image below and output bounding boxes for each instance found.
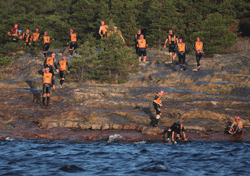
[114,26,117,29]
[179,38,182,43]
[160,90,164,95]
[14,24,18,28]
[52,53,55,56]
[26,29,29,33]
[62,56,66,60]
[235,116,240,120]
[45,67,50,71]
[197,37,200,41]
[101,21,105,25]
[169,30,173,34]
[44,31,47,35]
[36,28,39,32]
[70,28,73,32]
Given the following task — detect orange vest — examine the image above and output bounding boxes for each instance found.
[44,36,50,44]
[168,35,176,44]
[46,57,54,66]
[101,25,108,34]
[13,28,18,37]
[70,33,77,42]
[32,32,40,41]
[59,60,67,71]
[154,93,161,104]
[195,41,203,50]
[138,39,147,48]
[22,33,30,42]
[178,43,186,52]
[234,120,243,128]
[43,73,52,84]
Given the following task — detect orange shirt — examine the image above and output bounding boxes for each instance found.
[43,73,52,84]
[43,36,50,44]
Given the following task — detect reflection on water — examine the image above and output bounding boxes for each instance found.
[0,140,249,175]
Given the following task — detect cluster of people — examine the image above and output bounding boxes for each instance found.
[8,24,78,57]
[39,53,70,108]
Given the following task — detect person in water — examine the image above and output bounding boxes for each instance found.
[164,121,188,142]
[228,116,243,135]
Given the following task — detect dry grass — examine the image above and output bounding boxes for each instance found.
[225,38,250,53]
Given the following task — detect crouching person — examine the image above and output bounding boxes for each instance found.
[229,116,243,135]
[38,67,55,109]
[165,121,188,143]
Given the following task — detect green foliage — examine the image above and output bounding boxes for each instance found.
[0,57,12,67]
[0,0,249,56]
[70,21,138,83]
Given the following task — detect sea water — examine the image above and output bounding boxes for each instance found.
[0,139,249,176]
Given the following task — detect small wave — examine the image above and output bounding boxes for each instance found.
[59,165,85,173]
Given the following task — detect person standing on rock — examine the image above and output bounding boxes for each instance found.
[137,34,148,67]
[229,116,243,135]
[164,30,178,64]
[38,67,54,108]
[165,121,188,143]
[8,24,19,42]
[67,28,78,56]
[44,53,58,89]
[152,90,164,127]
[193,37,206,70]
[38,31,55,57]
[57,56,70,87]
[175,38,189,71]
[134,30,142,57]
[99,21,109,38]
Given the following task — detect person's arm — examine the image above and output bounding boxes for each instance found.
[54,59,58,70]
[120,34,125,43]
[203,44,206,51]
[192,42,195,50]
[38,70,44,75]
[164,38,168,48]
[172,131,175,142]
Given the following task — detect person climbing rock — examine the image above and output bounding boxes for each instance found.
[164,121,188,143]
[57,56,70,88]
[228,116,243,135]
[152,90,164,127]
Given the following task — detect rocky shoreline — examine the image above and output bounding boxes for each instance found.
[0,49,249,142]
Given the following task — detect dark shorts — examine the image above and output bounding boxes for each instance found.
[138,48,146,56]
[43,43,50,51]
[42,84,51,94]
[12,36,18,42]
[169,44,176,53]
[153,102,161,115]
[70,42,78,50]
[60,71,66,79]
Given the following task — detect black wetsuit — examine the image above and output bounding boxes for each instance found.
[192,43,206,67]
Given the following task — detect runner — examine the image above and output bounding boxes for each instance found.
[152,90,164,127]
[137,34,148,67]
[44,53,58,89]
[39,31,55,57]
[67,28,78,56]
[38,67,54,109]
[57,56,70,87]
[193,37,206,70]
[165,121,188,143]
[175,38,188,71]
[8,24,19,42]
[134,30,142,57]
[99,21,109,38]
[164,30,178,64]
[228,116,243,135]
